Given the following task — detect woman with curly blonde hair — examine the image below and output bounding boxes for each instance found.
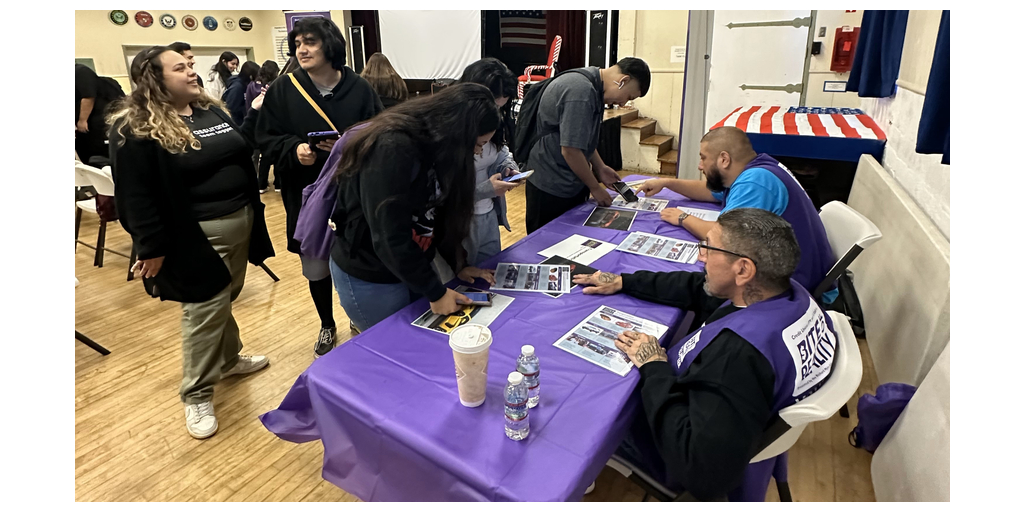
[108,46,275,439]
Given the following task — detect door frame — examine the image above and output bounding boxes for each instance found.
[676,10,816,179]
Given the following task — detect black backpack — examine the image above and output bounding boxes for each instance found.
[512,69,596,170]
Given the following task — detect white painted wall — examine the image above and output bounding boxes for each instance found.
[805,10,863,108]
[618,10,688,140]
[859,10,949,240]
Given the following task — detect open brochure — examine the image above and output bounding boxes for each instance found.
[411,286,514,334]
[539,256,598,298]
[553,306,669,376]
[538,234,616,266]
[611,195,669,212]
[491,263,572,294]
[616,231,700,264]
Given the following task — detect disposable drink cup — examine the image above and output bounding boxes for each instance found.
[448,324,492,407]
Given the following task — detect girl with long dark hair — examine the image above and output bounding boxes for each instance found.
[328,83,500,331]
[361,53,408,109]
[205,51,238,100]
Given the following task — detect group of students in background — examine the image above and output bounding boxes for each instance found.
[80,14,841,502]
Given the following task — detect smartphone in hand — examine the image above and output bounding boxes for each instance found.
[502,170,534,182]
[612,181,639,203]
[463,292,492,306]
[308,131,340,148]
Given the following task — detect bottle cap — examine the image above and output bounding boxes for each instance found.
[507,371,524,385]
[521,345,535,356]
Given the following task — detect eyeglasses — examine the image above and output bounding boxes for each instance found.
[697,240,758,267]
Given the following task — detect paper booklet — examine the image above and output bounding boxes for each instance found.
[553,306,669,376]
[611,196,670,213]
[411,286,514,334]
[539,256,598,298]
[583,207,637,231]
[491,263,572,294]
[679,207,721,222]
[616,231,700,264]
[538,234,616,266]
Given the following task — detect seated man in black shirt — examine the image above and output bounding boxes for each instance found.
[574,208,839,501]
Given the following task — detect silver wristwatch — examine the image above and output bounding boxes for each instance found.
[677,212,690,225]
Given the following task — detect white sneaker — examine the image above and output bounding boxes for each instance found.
[585,482,596,495]
[222,354,269,377]
[185,401,218,439]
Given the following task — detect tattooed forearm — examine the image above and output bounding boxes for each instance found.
[598,272,620,284]
[632,340,667,366]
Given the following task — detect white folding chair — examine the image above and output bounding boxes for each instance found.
[812,201,883,300]
[74,161,136,276]
[607,311,863,502]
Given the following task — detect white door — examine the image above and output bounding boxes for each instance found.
[703,10,811,130]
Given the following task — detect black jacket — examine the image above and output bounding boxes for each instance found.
[112,106,274,303]
[256,67,383,253]
[329,131,458,303]
[621,270,777,500]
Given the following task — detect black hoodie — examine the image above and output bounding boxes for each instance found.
[256,66,383,253]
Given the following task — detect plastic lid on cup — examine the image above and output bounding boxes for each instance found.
[521,345,535,356]
[448,324,492,354]
[508,371,524,385]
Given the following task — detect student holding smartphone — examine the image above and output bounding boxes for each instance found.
[257,17,384,357]
[457,58,523,266]
[328,84,499,332]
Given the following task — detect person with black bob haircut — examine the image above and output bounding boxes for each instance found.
[257,16,384,357]
[456,58,522,266]
[328,83,501,332]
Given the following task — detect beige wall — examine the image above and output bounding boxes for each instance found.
[898,10,943,94]
[805,10,863,108]
[618,10,688,141]
[75,10,352,91]
[860,10,949,239]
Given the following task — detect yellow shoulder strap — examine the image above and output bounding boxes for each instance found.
[288,73,338,132]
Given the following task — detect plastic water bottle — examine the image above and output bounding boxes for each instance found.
[504,371,530,441]
[517,345,540,408]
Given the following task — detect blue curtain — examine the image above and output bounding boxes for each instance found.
[845,11,910,98]
[916,10,950,165]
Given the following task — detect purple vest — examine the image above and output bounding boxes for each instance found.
[728,155,835,294]
[668,281,837,413]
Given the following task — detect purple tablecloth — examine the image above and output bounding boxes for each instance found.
[261,177,722,501]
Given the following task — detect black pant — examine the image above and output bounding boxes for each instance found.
[525,181,590,234]
[253,150,275,190]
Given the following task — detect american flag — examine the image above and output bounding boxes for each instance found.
[712,106,887,140]
[500,11,547,48]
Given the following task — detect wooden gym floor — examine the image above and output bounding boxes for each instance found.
[75,169,879,501]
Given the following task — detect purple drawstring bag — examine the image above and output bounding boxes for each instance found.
[294,123,368,261]
[848,382,917,453]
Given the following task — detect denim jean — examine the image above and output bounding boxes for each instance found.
[329,259,417,332]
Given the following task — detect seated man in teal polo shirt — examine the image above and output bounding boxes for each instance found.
[639,127,837,303]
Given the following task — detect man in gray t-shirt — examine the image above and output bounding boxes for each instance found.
[524,58,650,234]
